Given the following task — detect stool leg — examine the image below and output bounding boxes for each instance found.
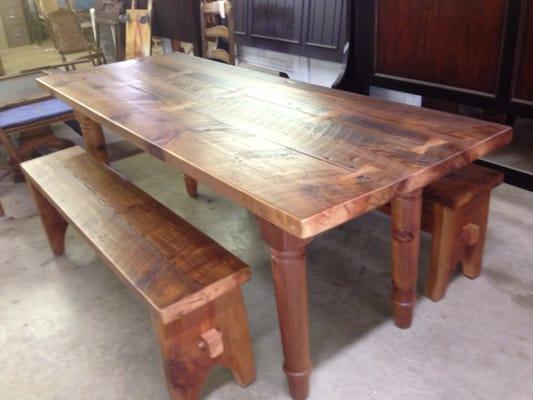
[27,182,68,256]
[461,193,490,279]
[152,288,255,400]
[426,204,462,302]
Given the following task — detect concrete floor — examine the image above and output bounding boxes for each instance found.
[1,145,532,400]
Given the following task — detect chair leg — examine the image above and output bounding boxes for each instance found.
[151,288,255,400]
[183,175,198,198]
[0,129,23,167]
[461,193,491,279]
[27,181,68,256]
[426,203,462,302]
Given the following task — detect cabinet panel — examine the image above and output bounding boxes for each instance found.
[250,0,303,43]
[514,0,533,103]
[305,0,344,49]
[375,0,507,94]
[233,0,247,35]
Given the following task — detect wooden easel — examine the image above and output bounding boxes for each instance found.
[120,0,153,59]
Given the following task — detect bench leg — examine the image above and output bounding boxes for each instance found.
[27,182,68,256]
[76,113,110,164]
[461,193,490,279]
[391,189,422,329]
[183,175,198,198]
[426,204,462,301]
[152,288,255,400]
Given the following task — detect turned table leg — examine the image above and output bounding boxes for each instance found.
[259,219,312,400]
[76,113,109,164]
[390,189,423,329]
[183,174,198,198]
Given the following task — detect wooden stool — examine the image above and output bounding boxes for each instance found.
[381,164,503,302]
[22,146,256,400]
[422,164,503,301]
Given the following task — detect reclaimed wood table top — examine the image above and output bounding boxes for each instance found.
[37,53,512,239]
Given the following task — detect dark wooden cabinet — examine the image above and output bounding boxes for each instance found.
[234,0,347,61]
[147,0,346,61]
[337,0,533,116]
[375,0,507,94]
[336,0,533,190]
[513,0,533,103]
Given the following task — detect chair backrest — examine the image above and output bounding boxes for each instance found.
[200,0,236,65]
[46,9,88,55]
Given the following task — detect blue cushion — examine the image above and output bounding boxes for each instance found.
[0,98,73,130]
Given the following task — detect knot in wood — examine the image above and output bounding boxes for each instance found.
[393,229,415,243]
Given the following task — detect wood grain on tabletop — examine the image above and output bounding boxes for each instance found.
[36,53,512,239]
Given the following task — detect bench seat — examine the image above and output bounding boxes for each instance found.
[21,146,255,399]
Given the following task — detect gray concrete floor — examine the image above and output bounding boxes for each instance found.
[1,146,532,400]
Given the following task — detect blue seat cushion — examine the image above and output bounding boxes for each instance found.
[0,98,73,130]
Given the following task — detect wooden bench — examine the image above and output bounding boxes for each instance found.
[21,146,256,400]
[382,164,503,301]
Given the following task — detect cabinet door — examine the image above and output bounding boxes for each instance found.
[513,0,533,104]
[305,0,345,50]
[233,0,247,35]
[249,0,304,43]
[374,0,508,94]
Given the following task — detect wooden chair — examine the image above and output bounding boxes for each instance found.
[0,71,74,216]
[46,9,106,69]
[21,146,256,400]
[381,164,503,302]
[200,0,236,65]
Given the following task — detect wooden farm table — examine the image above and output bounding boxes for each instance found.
[37,53,512,400]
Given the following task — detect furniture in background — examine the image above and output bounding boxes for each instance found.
[0,69,77,192]
[200,0,236,65]
[46,8,106,69]
[380,164,504,301]
[336,0,533,191]
[38,53,512,400]
[232,0,347,62]
[120,0,152,59]
[0,0,31,48]
[94,0,124,61]
[22,146,256,400]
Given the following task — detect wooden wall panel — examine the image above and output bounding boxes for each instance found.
[514,0,533,103]
[233,0,247,35]
[375,0,508,94]
[305,0,344,49]
[250,0,303,43]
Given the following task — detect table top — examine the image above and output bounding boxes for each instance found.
[37,53,512,239]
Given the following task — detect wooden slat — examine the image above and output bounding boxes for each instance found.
[21,146,250,323]
[36,53,512,238]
